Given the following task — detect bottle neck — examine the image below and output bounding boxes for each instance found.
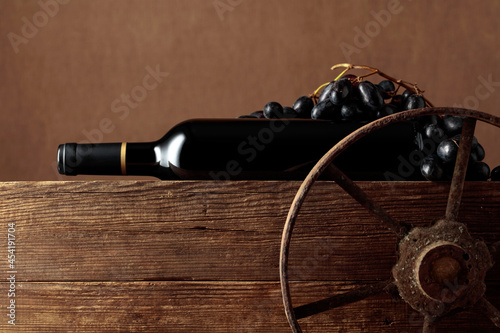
[58,142,160,177]
[125,142,159,175]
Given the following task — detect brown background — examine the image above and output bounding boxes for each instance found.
[1,0,500,181]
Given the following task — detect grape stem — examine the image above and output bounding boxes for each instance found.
[310,63,434,107]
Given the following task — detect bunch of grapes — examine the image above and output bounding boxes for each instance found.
[417,116,500,181]
[240,67,429,122]
[238,64,500,181]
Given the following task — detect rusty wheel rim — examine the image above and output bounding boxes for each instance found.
[279,107,500,333]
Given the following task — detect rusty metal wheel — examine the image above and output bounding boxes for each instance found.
[279,107,500,332]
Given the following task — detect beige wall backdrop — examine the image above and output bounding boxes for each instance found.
[1,0,500,181]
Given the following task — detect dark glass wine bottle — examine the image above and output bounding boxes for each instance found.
[57,118,423,181]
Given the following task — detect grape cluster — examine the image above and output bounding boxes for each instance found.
[416,116,499,181]
[238,66,500,182]
[240,76,426,123]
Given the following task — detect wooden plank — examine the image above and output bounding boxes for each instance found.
[0,281,498,332]
[0,181,499,331]
[0,181,498,282]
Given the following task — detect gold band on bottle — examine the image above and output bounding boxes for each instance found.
[121,142,127,175]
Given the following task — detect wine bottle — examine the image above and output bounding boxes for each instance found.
[57,118,423,181]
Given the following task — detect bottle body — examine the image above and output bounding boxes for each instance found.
[58,118,422,181]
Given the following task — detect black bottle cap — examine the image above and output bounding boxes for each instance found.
[57,142,122,176]
[57,143,77,175]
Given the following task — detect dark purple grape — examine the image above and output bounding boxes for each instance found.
[428,115,442,125]
[339,101,357,121]
[375,104,398,118]
[263,102,284,119]
[403,94,426,111]
[378,80,396,99]
[357,81,384,112]
[471,143,485,162]
[437,138,459,163]
[292,96,314,118]
[468,151,479,164]
[417,115,443,129]
[311,100,338,120]
[378,80,395,91]
[491,166,500,181]
[339,105,355,121]
[342,74,359,87]
[402,89,413,102]
[420,154,444,181]
[250,110,265,118]
[329,78,353,105]
[414,131,425,151]
[466,161,490,181]
[318,82,334,103]
[423,123,445,142]
[340,100,366,121]
[283,106,299,118]
[376,85,385,98]
[443,116,465,136]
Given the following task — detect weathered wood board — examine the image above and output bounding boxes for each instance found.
[0,181,498,332]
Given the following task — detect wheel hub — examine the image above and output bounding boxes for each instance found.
[393,219,493,317]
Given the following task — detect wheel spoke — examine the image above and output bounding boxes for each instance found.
[325,164,411,238]
[476,297,500,328]
[293,280,393,319]
[445,117,477,221]
[422,315,438,333]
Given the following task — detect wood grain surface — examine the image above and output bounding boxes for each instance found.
[0,181,499,332]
